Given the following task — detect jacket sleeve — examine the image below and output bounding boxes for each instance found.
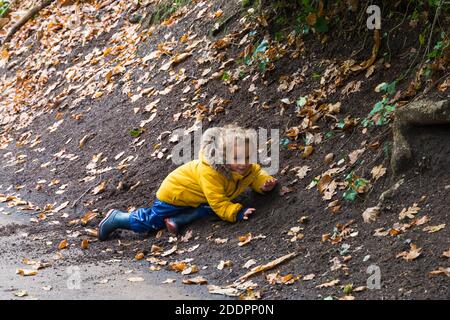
[199,171,243,223]
[251,164,274,194]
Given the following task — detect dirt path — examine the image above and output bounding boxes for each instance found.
[0,204,219,300]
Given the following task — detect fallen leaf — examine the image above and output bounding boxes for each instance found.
[16,269,38,276]
[217,260,233,270]
[161,245,177,257]
[362,206,380,223]
[92,181,107,195]
[428,267,450,278]
[169,261,188,272]
[238,252,297,282]
[443,248,450,258]
[135,252,145,261]
[290,166,311,179]
[14,290,28,297]
[207,285,240,297]
[58,239,68,250]
[371,165,386,181]
[151,244,163,254]
[183,276,208,285]
[81,239,89,249]
[399,203,420,220]
[348,148,364,165]
[81,211,98,225]
[303,274,316,281]
[422,224,445,233]
[181,265,199,275]
[396,243,422,261]
[242,259,257,269]
[238,233,266,246]
[316,279,340,288]
[180,230,193,242]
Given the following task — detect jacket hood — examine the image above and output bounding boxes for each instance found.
[200,127,233,179]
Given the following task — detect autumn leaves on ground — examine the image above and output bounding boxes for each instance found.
[0,0,449,300]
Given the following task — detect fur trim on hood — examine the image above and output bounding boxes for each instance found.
[200,127,232,179]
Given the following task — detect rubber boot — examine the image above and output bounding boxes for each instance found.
[98,209,132,241]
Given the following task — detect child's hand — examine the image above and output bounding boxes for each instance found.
[243,208,256,220]
[261,178,277,192]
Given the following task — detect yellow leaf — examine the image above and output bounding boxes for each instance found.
[81,239,89,249]
[423,224,445,233]
[16,269,38,277]
[92,181,107,195]
[58,239,68,250]
[135,252,145,260]
[81,211,98,225]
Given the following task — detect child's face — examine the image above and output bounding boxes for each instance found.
[229,142,252,175]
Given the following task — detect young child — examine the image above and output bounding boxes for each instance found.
[98,126,277,241]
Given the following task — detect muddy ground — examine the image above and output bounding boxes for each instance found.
[0,0,448,299]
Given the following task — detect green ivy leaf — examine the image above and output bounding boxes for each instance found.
[130,128,143,138]
[343,189,357,201]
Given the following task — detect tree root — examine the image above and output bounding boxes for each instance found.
[2,0,55,45]
[391,99,450,175]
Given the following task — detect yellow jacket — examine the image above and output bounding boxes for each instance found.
[156,156,273,222]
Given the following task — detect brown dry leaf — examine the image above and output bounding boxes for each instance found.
[303,273,316,281]
[318,174,332,194]
[183,276,208,285]
[442,248,450,258]
[371,165,386,181]
[279,186,294,196]
[238,233,265,247]
[81,211,98,225]
[316,279,340,288]
[85,228,98,237]
[151,244,163,254]
[181,265,199,275]
[290,166,311,180]
[362,206,380,223]
[169,262,188,272]
[239,289,261,300]
[135,252,145,261]
[413,215,430,226]
[396,243,422,261]
[242,259,257,269]
[217,260,233,270]
[16,269,38,277]
[399,203,420,220]
[58,239,68,250]
[180,230,193,243]
[348,148,364,165]
[422,224,445,233]
[92,181,107,195]
[207,285,240,297]
[238,252,297,282]
[213,238,228,244]
[81,239,89,249]
[428,267,450,278]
